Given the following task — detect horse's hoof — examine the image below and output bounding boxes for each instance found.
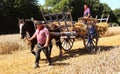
[31,51,35,55]
[59,54,62,57]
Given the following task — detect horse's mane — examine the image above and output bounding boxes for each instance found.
[24,19,36,36]
[24,19,34,27]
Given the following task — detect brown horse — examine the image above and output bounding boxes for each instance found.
[18,19,62,57]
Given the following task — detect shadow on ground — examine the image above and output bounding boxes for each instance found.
[51,46,114,63]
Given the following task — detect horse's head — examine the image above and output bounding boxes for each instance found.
[18,19,27,39]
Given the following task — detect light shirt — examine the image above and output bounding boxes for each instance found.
[84,8,90,17]
[33,27,49,44]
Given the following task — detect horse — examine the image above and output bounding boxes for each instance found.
[18,19,62,57]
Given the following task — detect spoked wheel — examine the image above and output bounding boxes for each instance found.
[83,33,99,54]
[61,36,74,51]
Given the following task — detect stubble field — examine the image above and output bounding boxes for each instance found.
[0,27,120,74]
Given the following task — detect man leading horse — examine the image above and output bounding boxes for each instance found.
[28,21,52,68]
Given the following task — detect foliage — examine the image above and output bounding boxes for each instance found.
[0,0,119,34]
[84,0,102,17]
[113,8,120,23]
[44,0,118,22]
[45,0,72,13]
[0,0,41,34]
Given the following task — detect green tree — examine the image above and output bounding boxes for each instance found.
[0,0,41,34]
[44,0,118,22]
[45,0,72,13]
[45,0,60,7]
[44,0,102,20]
[101,3,111,16]
[101,3,117,23]
[113,8,120,23]
[70,0,84,20]
[84,0,102,17]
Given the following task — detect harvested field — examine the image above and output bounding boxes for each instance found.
[0,34,29,54]
[0,27,120,74]
[105,27,120,36]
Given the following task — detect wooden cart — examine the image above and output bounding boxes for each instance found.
[41,11,109,54]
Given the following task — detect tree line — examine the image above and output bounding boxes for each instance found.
[0,0,120,34]
[0,0,41,34]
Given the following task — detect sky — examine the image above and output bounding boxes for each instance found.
[38,0,120,10]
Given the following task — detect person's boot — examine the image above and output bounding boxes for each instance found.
[48,60,52,66]
[49,63,52,66]
[34,63,39,69]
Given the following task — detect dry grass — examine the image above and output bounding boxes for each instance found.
[105,27,120,36]
[74,22,109,36]
[61,47,120,74]
[0,27,120,74]
[0,34,28,54]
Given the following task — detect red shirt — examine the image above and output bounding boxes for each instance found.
[33,27,49,44]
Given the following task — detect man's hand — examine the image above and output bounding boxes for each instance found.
[28,38,31,42]
[43,44,48,48]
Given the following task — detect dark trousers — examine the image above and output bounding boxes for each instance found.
[35,43,51,65]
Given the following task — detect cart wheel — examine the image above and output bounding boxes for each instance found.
[61,36,74,51]
[83,34,99,54]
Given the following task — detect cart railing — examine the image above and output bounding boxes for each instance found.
[95,15,110,23]
[41,11,75,32]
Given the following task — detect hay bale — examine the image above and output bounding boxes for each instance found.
[53,21,72,26]
[47,23,59,30]
[74,22,109,36]
[96,22,109,35]
[52,21,73,32]
[74,22,87,35]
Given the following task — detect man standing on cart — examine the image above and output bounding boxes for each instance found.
[83,3,96,41]
[79,4,91,23]
[83,4,91,18]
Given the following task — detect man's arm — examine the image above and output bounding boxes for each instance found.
[28,31,37,41]
[29,34,36,41]
[43,35,50,47]
[87,13,90,18]
[43,28,50,48]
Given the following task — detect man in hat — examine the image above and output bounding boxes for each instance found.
[28,21,52,68]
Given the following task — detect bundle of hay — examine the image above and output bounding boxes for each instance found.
[96,22,109,36]
[52,21,73,32]
[74,22,87,35]
[74,22,109,36]
[53,21,72,27]
[47,23,59,30]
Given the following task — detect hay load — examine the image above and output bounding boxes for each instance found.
[53,21,73,26]
[96,22,109,35]
[51,21,73,32]
[74,22,109,36]
[74,22,87,35]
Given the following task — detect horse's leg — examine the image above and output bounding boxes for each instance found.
[59,41,62,57]
[56,38,62,57]
[48,43,52,57]
[30,42,35,55]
